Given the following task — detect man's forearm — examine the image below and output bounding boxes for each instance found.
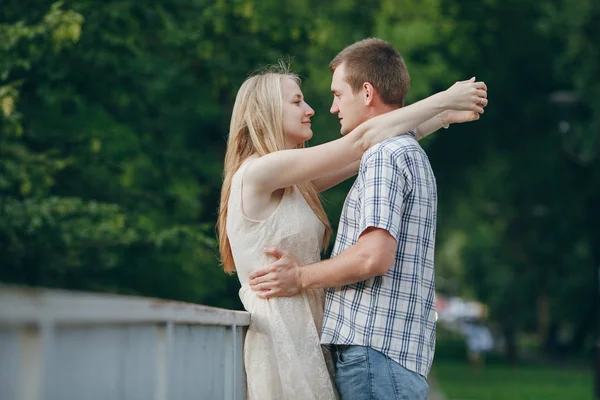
[299,245,381,290]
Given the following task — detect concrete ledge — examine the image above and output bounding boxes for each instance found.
[0,285,250,326]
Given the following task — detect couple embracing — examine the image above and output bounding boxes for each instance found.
[217,38,488,400]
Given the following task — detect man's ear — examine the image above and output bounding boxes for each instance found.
[363,82,375,106]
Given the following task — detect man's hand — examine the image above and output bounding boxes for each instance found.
[249,247,302,299]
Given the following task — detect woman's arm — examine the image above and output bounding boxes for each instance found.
[352,79,486,152]
[415,109,483,140]
[313,102,488,193]
[415,112,450,140]
[245,80,487,193]
[312,160,361,193]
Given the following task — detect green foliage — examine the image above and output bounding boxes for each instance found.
[0,2,225,306]
[0,0,597,363]
[426,0,599,360]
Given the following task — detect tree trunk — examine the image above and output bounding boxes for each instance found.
[537,293,551,353]
[503,324,518,364]
[592,237,599,400]
[587,178,600,400]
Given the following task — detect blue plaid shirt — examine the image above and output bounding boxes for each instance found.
[321,133,438,377]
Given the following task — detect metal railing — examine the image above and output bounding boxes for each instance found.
[0,285,249,400]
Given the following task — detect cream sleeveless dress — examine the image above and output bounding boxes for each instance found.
[226,161,337,400]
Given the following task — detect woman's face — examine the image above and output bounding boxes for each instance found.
[281,77,315,148]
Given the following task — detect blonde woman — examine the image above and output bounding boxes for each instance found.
[217,65,486,399]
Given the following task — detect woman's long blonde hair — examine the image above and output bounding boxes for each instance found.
[217,65,332,274]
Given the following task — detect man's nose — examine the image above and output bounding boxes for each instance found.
[330,101,339,114]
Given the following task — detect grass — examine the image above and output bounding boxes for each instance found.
[432,359,594,400]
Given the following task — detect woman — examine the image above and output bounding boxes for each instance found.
[217,65,485,399]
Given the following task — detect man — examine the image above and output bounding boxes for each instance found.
[249,38,487,399]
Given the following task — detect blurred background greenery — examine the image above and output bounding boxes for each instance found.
[1,0,598,398]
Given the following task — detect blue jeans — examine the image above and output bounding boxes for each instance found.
[331,345,429,400]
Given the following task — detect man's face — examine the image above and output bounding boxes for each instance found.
[330,63,369,135]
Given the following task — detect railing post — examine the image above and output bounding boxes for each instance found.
[18,325,42,400]
[232,324,237,400]
[155,321,173,400]
[40,320,54,400]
